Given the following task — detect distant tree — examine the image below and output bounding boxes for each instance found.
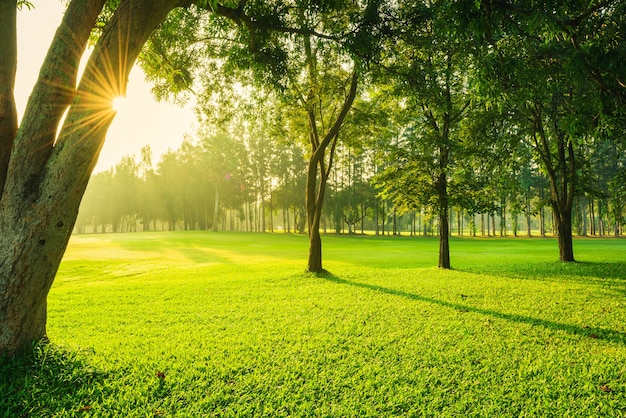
[137,145,159,232]
[188,1,381,271]
[198,132,246,231]
[76,170,115,233]
[111,155,140,232]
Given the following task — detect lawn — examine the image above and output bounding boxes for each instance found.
[2,232,626,417]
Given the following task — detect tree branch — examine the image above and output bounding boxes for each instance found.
[212,3,338,43]
[312,67,359,163]
[3,0,107,205]
[0,0,18,197]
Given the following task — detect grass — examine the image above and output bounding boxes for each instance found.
[2,232,626,417]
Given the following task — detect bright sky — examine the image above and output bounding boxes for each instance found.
[15,1,195,173]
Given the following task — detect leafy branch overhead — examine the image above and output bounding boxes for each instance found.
[137,0,385,99]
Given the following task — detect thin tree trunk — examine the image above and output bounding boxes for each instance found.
[375,198,379,235]
[436,156,451,269]
[526,194,532,237]
[481,213,485,236]
[486,213,490,236]
[304,64,358,272]
[212,184,219,231]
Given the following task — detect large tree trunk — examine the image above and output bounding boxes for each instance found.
[554,205,575,261]
[0,0,18,197]
[0,0,182,357]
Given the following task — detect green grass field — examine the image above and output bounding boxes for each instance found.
[2,232,626,417]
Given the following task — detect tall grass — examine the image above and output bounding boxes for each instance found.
[2,233,625,416]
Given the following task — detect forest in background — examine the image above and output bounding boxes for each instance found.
[71,0,626,242]
[76,129,625,238]
[70,1,626,246]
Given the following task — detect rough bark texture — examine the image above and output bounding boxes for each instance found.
[555,209,575,261]
[0,0,183,357]
[0,0,18,197]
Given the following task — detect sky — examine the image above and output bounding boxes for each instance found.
[15,1,196,173]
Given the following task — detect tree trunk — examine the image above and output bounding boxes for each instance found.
[526,194,532,237]
[555,205,575,261]
[307,217,323,272]
[0,0,181,357]
[487,213,491,237]
[212,184,219,231]
[375,198,379,235]
[436,163,451,269]
[589,198,596,235]
[303,66,358,273]
[439,208,451,268]
[481,213,485,236]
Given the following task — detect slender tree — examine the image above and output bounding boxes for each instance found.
[374,1,474,268]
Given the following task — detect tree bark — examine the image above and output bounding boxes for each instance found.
[307,214,323,272]
[0,0,18,197]
[554,205,575,261]
[0,0,183,357]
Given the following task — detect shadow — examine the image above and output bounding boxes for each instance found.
[461,260,626,284]
[323,274,626,346]
[0,342,108,416]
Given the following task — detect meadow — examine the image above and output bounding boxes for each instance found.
[2,232,626,417]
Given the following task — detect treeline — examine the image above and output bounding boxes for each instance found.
[76,134,625,238]
[75,1,626,248]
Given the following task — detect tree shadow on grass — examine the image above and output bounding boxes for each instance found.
[0,343,108,416]
[461,260,626,283]
[458,261,626,298]
[322,273,626,346]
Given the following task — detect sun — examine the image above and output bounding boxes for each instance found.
[111,96,127,113]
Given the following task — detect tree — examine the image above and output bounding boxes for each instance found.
[374,1,474,268]
[198,132,246,231]
[465,0,626,261]
[0,0,188,356]
[188,1,379,272]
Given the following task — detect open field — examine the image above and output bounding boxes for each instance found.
[2,233,626,416]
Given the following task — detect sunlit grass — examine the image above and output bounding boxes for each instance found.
[2,233,626,416]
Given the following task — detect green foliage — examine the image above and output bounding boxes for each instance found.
[139,7,204,103]
[3,233,626,415]
[16,1,34,11]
